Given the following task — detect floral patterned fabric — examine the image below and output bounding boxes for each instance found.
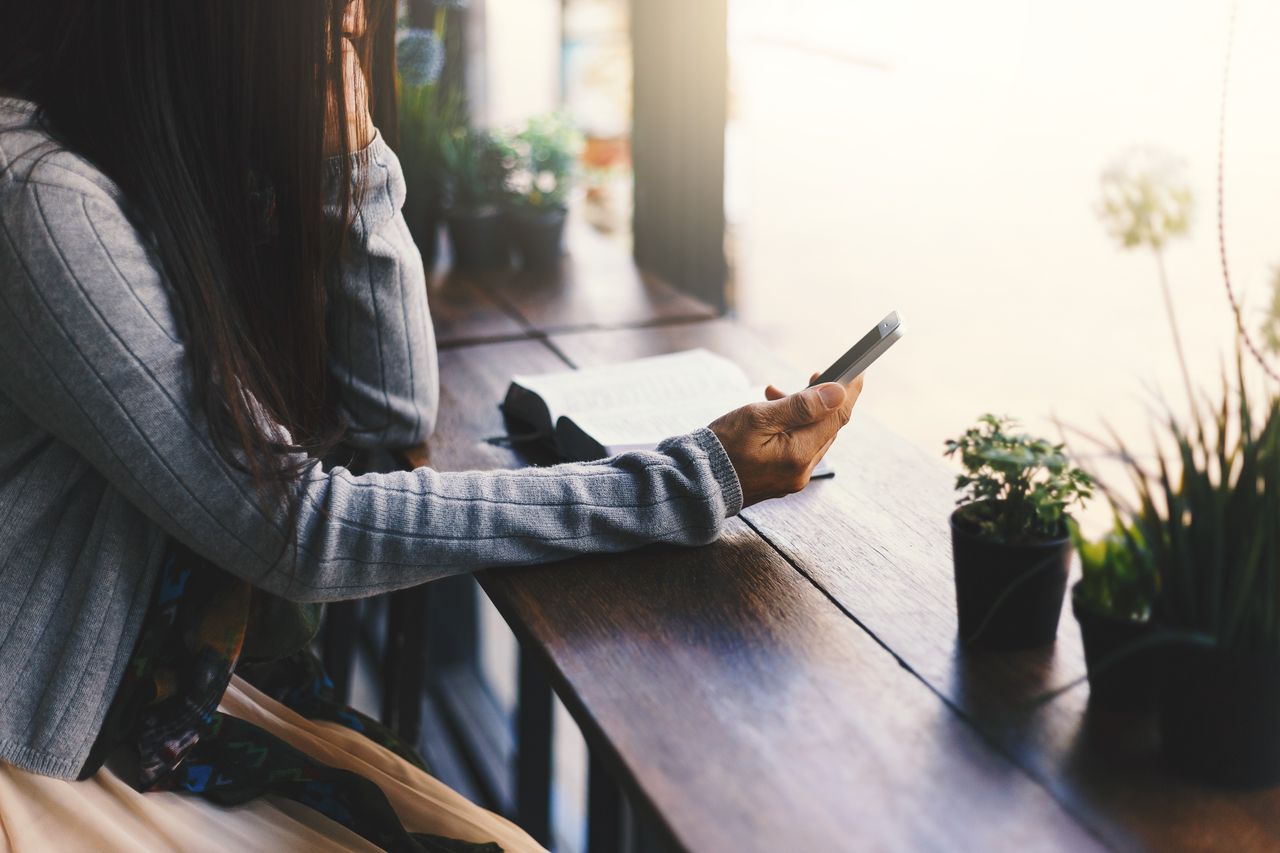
[82,546,500,853]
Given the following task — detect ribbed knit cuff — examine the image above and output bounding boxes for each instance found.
[323,130,407,241]
[689,427,743,518]
[325,129,387,177]
[0,737,85,781]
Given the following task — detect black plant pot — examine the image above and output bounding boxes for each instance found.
[446,207,509,270]
[1160,647,1280,788]
[951,504,1071,650]
[508,206,568,271]
[1071,582,1160,713]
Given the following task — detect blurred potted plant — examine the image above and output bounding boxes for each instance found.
[1109,368,1280,787]
[396,26,459,274]
[440,126,511,268]
[502,113,583,270]
[1070,522,1159,712]
[945,415,1093,650]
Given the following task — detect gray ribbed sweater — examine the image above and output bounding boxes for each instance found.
[0,97,742,780]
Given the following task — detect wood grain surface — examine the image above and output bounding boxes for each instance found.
[427,331,1099,852]
[427,267,527,348]
[477,222,715,335]
[483,522,1098,853]
[549,319,1280,852]
[429,222,715,348]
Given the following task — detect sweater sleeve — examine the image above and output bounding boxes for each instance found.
[0,176,744,604]
[324,132,439,448]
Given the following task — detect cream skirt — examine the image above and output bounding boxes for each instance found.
[0,677,546,852]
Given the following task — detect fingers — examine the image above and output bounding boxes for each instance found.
[787,374,864,459]
[775,423,839,497]
[760,383,846,431]
[784,409,843,462]
[839,374,865,419]
[805,432,838,477]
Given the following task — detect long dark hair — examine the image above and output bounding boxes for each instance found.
[0,0,398,507]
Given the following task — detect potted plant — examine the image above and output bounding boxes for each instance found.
[440,125,512,269]
[396,27,460,275]
[945,415,1093,650]
[501,113,582,271]
[1070,522,1160,712]
[1108,368,1280,787]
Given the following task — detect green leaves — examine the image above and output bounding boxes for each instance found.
[439,127,511,211]
[945,414,1093,544]
[1112,358,1280,655]
[1073,521,1153,621]
[498,113,583,211]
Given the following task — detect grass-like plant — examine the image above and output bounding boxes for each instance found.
[1072,521,1153,621]
[946,414,1093,545]
[397,74,461,226]
[1260,266,1280,358]
[1112,362,1280,655]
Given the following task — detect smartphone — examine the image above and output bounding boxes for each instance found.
[809,311,904,387]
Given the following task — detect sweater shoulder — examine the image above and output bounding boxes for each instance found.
[0,100,121,205]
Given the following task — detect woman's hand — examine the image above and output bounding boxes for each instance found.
[710,375,864,508]
[324,0,374,158]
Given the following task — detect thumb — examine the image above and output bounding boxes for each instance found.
[763,383,845,429]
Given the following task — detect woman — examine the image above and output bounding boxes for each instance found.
[0,2,860,850]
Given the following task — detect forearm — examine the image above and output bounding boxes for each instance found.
[325,132,439,448]
[277,428,743,601]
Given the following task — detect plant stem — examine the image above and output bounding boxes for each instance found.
[1154,246,1197,416]
[435,4,447,43]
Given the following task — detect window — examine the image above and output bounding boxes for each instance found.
[727,0,1280,526]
